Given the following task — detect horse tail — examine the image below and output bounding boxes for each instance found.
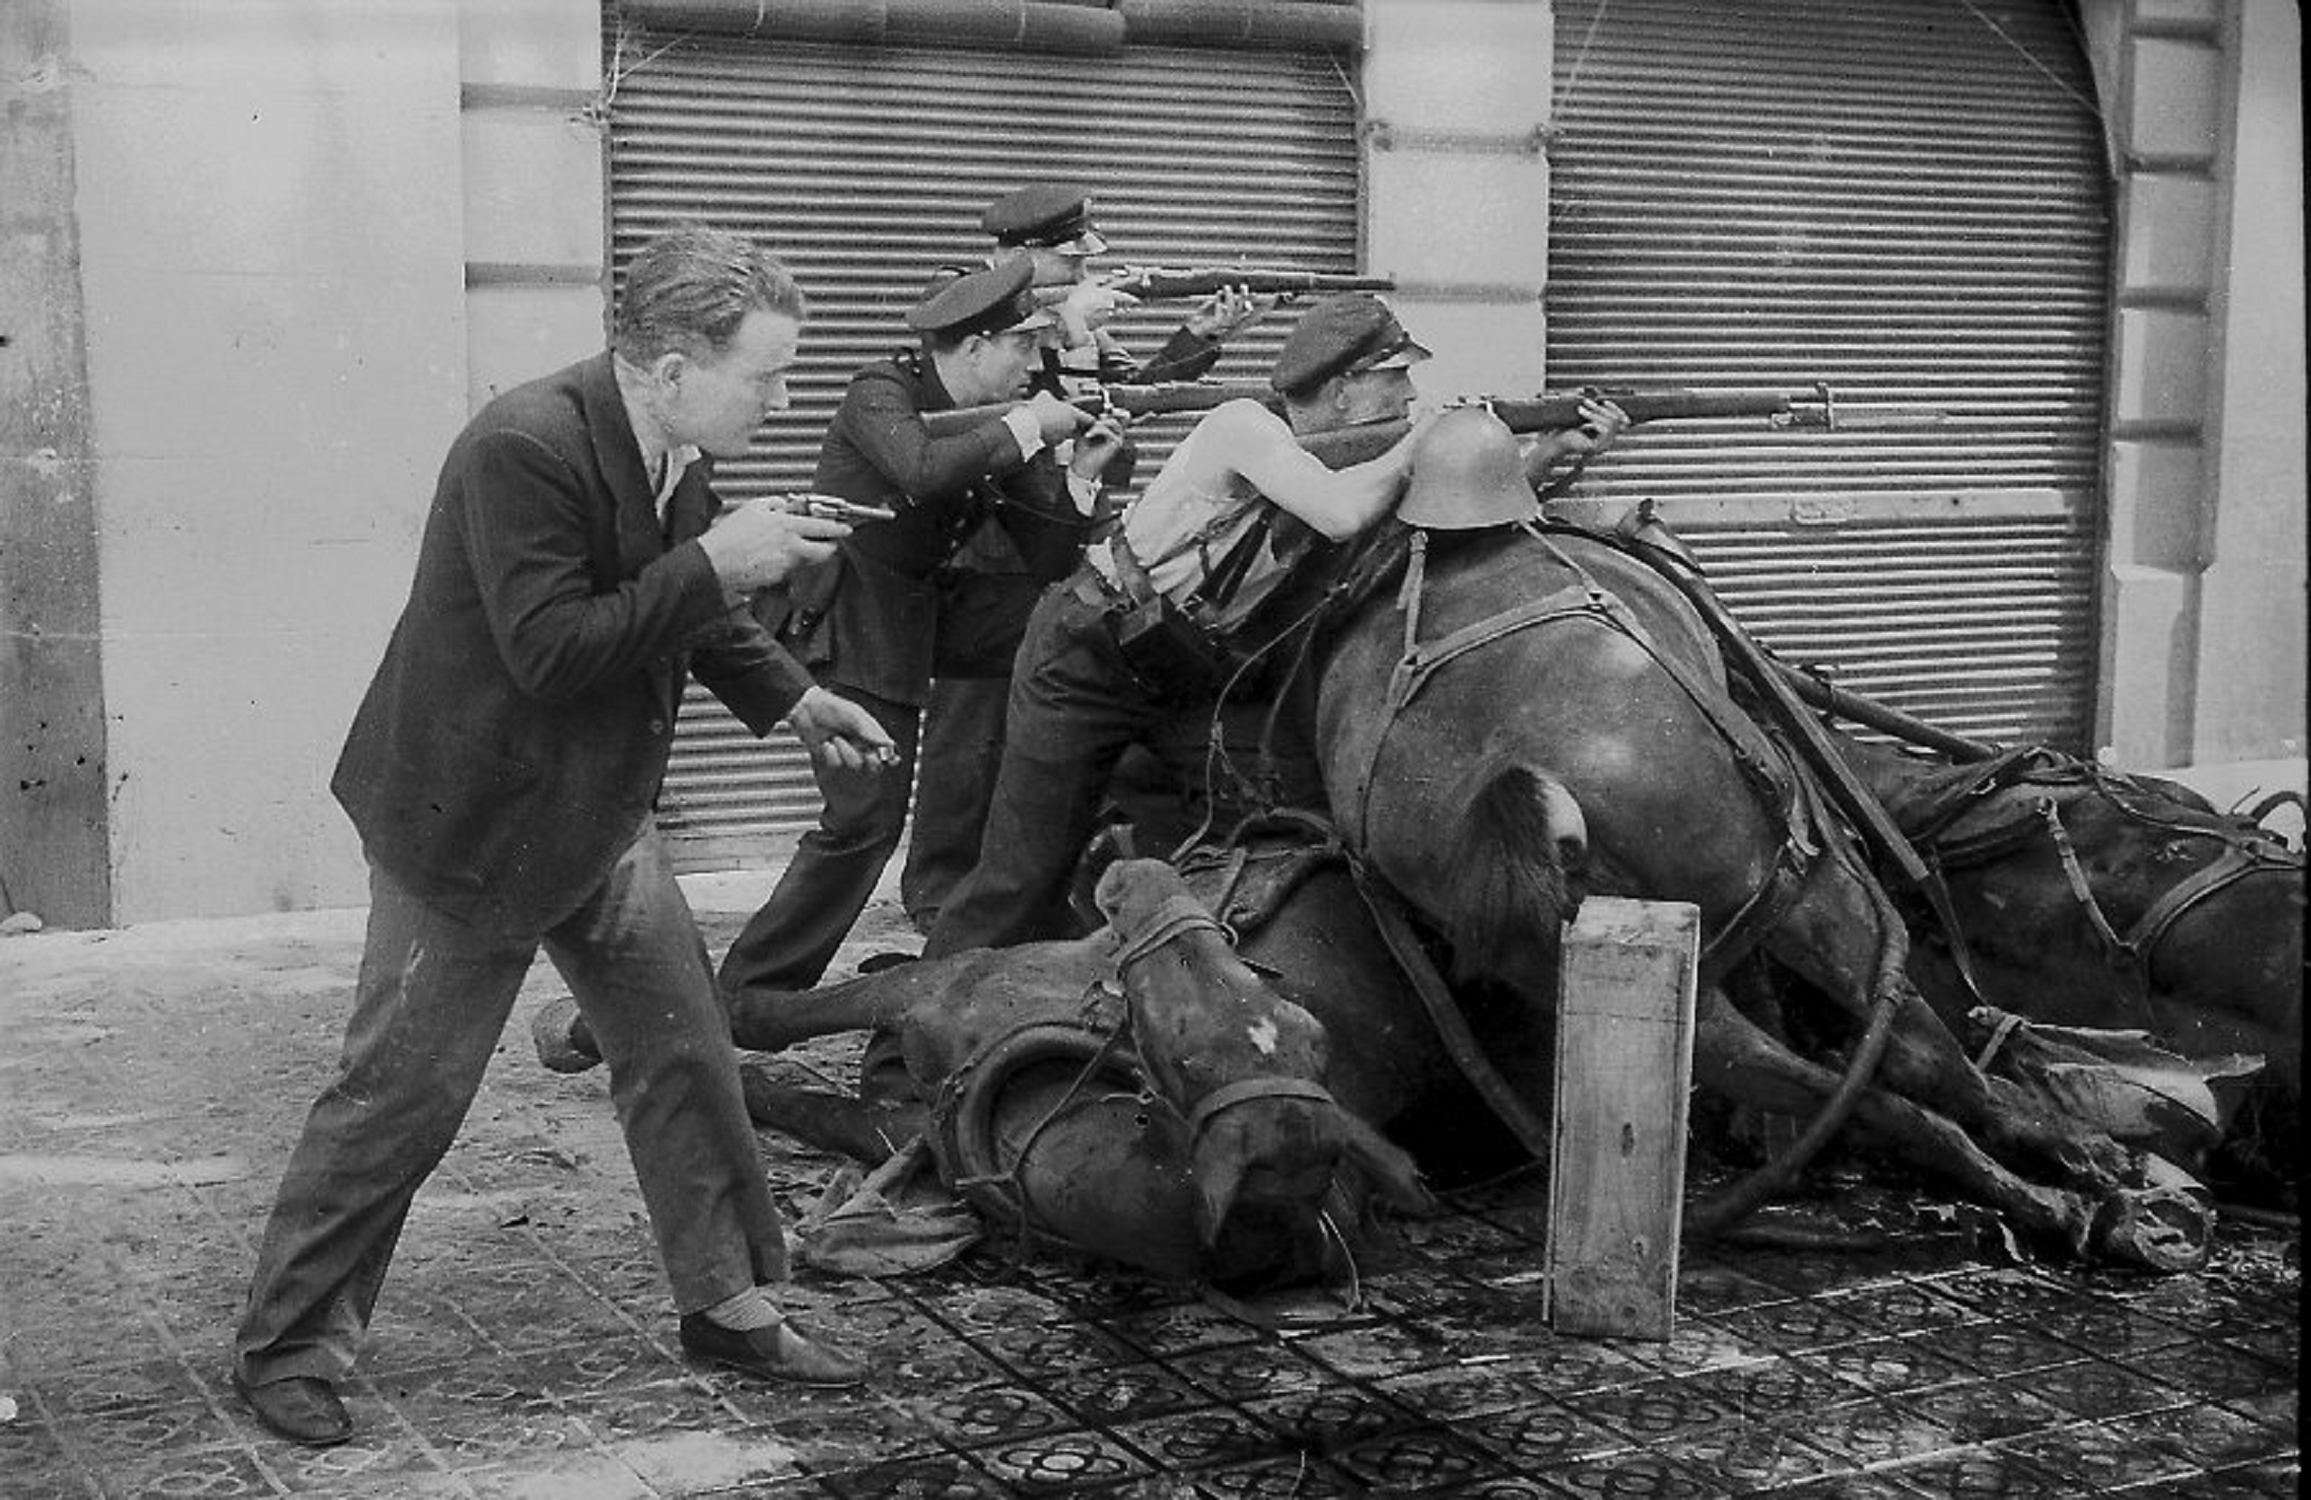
[1441,764,1588,983]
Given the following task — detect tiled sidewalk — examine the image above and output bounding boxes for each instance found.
[1,895,2297,1498]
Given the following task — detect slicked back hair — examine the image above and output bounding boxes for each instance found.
[612,227,806,365]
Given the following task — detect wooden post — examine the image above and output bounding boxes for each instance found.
[1544,896,1701,1341]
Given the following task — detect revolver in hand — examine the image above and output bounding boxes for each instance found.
[779,493,897,525]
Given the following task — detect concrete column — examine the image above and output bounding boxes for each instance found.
[459,0,607,408]
[1362,0,1555,403]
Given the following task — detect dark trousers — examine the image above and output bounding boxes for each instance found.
[719,688,923,996]
[923,585,1171,956]
[900,675,1009,934]
[235,825,784,1386]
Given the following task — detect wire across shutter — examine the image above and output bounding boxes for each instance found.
[605,28,1359,869]
[1546,0,2109,748]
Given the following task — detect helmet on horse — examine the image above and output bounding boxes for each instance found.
[1397,405,1538,530]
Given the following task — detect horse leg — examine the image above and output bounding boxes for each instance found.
[1694,992,2188,1264]
[1762,843,2132,1192]
[737,1062,924,1165]
[723,958,976,1052]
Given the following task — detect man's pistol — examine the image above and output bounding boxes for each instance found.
[779,493,897,525]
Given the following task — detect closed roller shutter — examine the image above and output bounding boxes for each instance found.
[1546,0,2109,747]
[605,28,1360,869]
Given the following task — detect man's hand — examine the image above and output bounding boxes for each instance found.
[787,685,898,773]
[1060,281,1138,343]
[698,503,848,592]
[1521,397,1631,487]
[1185,284,1277,341]
[1067,415,1130,481]
[1025,390,1095,444]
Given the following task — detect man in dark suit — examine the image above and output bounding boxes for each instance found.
[710,259,1125,1025]
[230,228,892,1448]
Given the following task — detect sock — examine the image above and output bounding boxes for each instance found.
[702,1287,781,1332]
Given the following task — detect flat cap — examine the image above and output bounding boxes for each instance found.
[1269,293,1432,396]
[905,258,1056,339]
[980,183,1109,255]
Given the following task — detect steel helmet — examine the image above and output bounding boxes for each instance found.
[1397,405,1537,530]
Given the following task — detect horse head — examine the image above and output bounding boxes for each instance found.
[1094,858,1433,1247]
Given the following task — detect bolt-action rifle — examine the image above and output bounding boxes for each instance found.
[1097,265,1396,302]
[1300,383,1945,468]
[919,379,1279,439]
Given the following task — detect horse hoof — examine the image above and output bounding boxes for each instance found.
[530,996,600,1074]
[2090,1187,2213,1273]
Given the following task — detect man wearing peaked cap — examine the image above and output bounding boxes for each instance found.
[921,291,1628,956]
[716,257,1128,1065]
[894,186,1276,935]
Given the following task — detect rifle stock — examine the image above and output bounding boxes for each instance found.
[919,380,1277,439]
[1103,265,1397,301]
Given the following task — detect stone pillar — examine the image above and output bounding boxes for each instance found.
[1362,0,1555,402]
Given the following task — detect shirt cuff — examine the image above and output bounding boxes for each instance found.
[1066,470,1100,516]
[1002,407,1046,460]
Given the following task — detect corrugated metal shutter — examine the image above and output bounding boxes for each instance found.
[1546,0,2109,747]
[605,28,1360,870]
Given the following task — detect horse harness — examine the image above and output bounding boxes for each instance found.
[932,895,1352,1260]
[1900,754,2303,1031]
[1332,522,1820,971]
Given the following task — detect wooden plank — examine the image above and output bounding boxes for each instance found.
[1544,896,1701,1341]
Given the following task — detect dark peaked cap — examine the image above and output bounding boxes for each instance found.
[980,183,1108,254]
[905,259,1057,340]
[1269,293,1432,395]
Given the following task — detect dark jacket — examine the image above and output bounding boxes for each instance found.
[332,352,813,933]
[780,349,1090,705]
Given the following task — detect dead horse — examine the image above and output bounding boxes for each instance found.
[725,858,1431,1286]
[1307,409,2208,1270]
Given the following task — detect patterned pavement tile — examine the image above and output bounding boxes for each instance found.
[1109,1403,1289,1473]
[1327,1420,1515,1492]
[1188,1451,1363,1497]
[1649,1414,1859,1495]
[1895,1376,2075,1446]
[1561,1376,1741,1449]
[1292,1315,1462,1381]
[1769,1395,1961,1470]
[1923,1318,2091,1379]
[1101,1299,1271,1360]
[1814,1277,1990,1337]
[1699,1295,1873,1355]
[911,1378,1080,1449]
[968,1315,1146,1382]
[2129,1399,2302,1472]
[2117,1339,2295,1405]
[2017,1355,2192,1421]
[1521,1448,1732,1497]
[1167,1341,1344,1405]
[1039,1359,1215,1428]
[1457,1397,1635,1469]
[1869,1445,2081,1498]
[812,1452,1014,1498]
[87,1442,282,1500]
[457,1450,653,1499]
[259,1425,470,1496]
[1792,1332,1978,1398]
[1387,1360,1582,1421]
[1680,1351,1861,1425]
[967,1425,1154,1493]
[1993,1418,2206,1493]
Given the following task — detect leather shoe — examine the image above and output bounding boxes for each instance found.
[232,1371,352,1446]
[529,995,601,1074]
[677,1313,866,1388]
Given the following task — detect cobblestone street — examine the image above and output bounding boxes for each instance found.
[1,876,2297,1498]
